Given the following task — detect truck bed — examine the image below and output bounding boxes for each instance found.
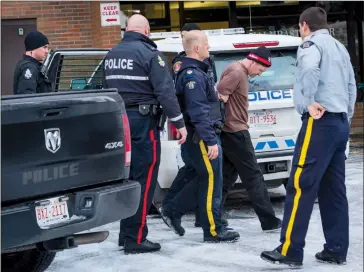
[1,90,128,204]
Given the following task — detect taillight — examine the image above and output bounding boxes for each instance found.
[122,114,131,167]
[233,41,279,48]
[167,121,178,140]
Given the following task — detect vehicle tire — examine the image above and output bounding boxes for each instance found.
[2,247,56,272]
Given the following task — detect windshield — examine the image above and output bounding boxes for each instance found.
[213,49,297,92]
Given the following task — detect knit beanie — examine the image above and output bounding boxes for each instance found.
[24,31,49,51]
[247,46,272,67]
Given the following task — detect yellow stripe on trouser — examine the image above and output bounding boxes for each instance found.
[199,140,217,236]
[281,117,314,256]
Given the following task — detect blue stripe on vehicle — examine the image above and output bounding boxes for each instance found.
[255,142,266,150]
[267,141,279,149]
[285,139,295,147]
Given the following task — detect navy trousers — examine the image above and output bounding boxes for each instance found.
[278,112,349,261]
[165,137,224,237]
[120,110,161,244]
[162,165,198,211]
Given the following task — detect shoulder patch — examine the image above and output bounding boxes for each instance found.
[173,61,182,73]
[186,81,196,90]
[157,55,165,67]
[184,69,194,79]
[300,41,314,49]
[24,68,32,79]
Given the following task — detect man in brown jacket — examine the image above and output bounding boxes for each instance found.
[217,46,282,231]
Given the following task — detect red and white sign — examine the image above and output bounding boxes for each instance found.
[100,2,121,27]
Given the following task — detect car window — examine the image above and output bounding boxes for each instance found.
[213,49,297,92]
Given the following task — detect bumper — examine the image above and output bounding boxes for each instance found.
[1,181,140,251]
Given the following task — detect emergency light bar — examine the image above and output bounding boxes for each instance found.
[149,27,245,40]
[233,41,280,48]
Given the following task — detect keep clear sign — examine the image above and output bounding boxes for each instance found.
[100,2,121,27]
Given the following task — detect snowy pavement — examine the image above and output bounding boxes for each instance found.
[48,152,363,272]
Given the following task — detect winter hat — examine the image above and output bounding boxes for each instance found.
[181,23,201,32]
[24,31,49,51]
[247,46,272,67]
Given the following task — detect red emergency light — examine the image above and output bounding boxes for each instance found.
[233,41,279,48]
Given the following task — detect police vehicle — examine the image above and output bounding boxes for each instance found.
[149,27,350,201]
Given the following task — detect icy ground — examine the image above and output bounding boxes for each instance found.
[48,151,363,272]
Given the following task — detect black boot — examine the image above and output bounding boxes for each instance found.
[124,239,161,254]
[204,229,240,243]
[159,207,185,236]
[315,250,347,265]
[262,218,282,232]
[260,249,302,267]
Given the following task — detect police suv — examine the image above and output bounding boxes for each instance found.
[150,27,349,202]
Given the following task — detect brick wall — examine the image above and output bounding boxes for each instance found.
[90,2,121,48]
[351,102,364,135]
[1,1,120,49]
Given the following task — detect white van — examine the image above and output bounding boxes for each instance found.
[151,27,348,203]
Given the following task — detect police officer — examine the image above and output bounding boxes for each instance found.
[160,30,239,242]
[103,14,187,254]
[13,31,52,94]
[261,7,357,267]
[171,23,217,83]
[161,23,228,228]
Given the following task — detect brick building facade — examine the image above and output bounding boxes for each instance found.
[1,1,120,48]
[1,1,363,134]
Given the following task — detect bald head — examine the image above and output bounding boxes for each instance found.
[126,14,150,36]
[183,30,209,61]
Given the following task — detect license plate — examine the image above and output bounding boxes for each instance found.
[249,110,277,127]
[35,196,70,229]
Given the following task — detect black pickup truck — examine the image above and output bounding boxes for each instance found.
[1,79,140,270]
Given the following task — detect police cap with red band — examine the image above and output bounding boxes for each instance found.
[247,46,272,67]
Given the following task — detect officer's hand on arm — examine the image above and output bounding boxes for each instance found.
[176,127,187,144]
[183,70,218,159]
[297,41,322,117]
[15,65,39,94]
[149,52,186,133]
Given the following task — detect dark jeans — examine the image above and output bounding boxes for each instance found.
[220,130,278,228]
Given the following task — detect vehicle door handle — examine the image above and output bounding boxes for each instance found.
[41,107,68,118]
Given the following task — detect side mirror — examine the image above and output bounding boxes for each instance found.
[70,78,87,90]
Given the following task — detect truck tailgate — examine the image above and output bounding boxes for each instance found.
[1,90,127,203]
